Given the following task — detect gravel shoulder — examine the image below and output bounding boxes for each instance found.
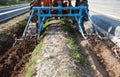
[0,13,29,32]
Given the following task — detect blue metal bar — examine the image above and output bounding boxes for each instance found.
[84,9,98,33]
[22,9,34,38]
[23,6,97,39]
[74,8,86,38]
[38,9,41,34]
[79,8,83,31]
[33,6,87,10]
[38,17,46,34]
[34,14,81,17]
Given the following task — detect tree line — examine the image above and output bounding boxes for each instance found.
[0,0,30,5]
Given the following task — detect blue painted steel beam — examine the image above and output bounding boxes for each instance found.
[22,6,97,39]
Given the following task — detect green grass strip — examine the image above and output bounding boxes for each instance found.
[24,19,51,77]
[24,42,43,77]
[66,38,87,65]
[61,18,88,66]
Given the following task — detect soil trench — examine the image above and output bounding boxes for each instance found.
[75,32,120,77]
[0,22,36,77]
[0,41,36,77]
[66,19,120,77]
[88,39,120,77]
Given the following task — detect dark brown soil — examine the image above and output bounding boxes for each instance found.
[88,38,120,77]
[0,35,14,56]
[0,24,36,77]
[68,19,120,77]
[0,41,36,77]
[74,31,120,77]
[0,24,25,55]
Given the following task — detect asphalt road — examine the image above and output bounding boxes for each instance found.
[88,0,120,46]
[88,0,120,19]
[0,4,29,13]
[0,4,29,23]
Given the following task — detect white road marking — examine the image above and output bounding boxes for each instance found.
[90,9,120,21]
[0,6,29,16]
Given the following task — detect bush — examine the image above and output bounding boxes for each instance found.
[0,0,29,5]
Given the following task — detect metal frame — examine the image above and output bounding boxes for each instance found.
[22,6,97,39]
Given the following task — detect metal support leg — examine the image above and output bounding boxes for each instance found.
[38,9,46,35]
[22,10,35,39]
[75,8,86,39]
[38,9,41,35]
[85,9,98,34]
[38,17,46,34]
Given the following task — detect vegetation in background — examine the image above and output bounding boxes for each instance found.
[0,0,30,5]
[0,0,30,8]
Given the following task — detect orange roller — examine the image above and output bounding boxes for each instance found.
[44,0,51,6]
[54,0,59,3]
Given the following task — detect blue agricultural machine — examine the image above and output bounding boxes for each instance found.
[15,0,99,43]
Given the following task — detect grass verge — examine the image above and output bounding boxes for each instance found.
[24,42,43,77]
[66,38,87,65]
[62,18,88,65]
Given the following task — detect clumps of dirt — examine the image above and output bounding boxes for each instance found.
[105,40,120,59]
[0,17,37,77]
[0,17,27,54]
[87,36,120,77]
[0,24,25,55]
[0,33,14,55]
[0,41,36,77]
